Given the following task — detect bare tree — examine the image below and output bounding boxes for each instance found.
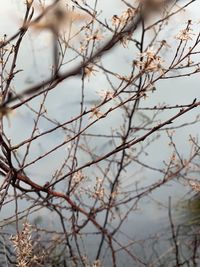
[0,0,200,266]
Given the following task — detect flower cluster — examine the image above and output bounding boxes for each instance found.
[71,170,86,192]
[188,180,200,192]
[92,177,105,202]
[10,222,41,267]
[135,47,165,74]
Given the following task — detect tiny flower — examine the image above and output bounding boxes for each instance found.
[121,8,135,22]
[120,34,132,47]
[92,259,102,267]
[89,107,104,119]
[112,15,121,27]
[84,64,98,77]
[85,31,103,42]
[112,8,135,29]
[97,90,115,100]
[176,28,195,41]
